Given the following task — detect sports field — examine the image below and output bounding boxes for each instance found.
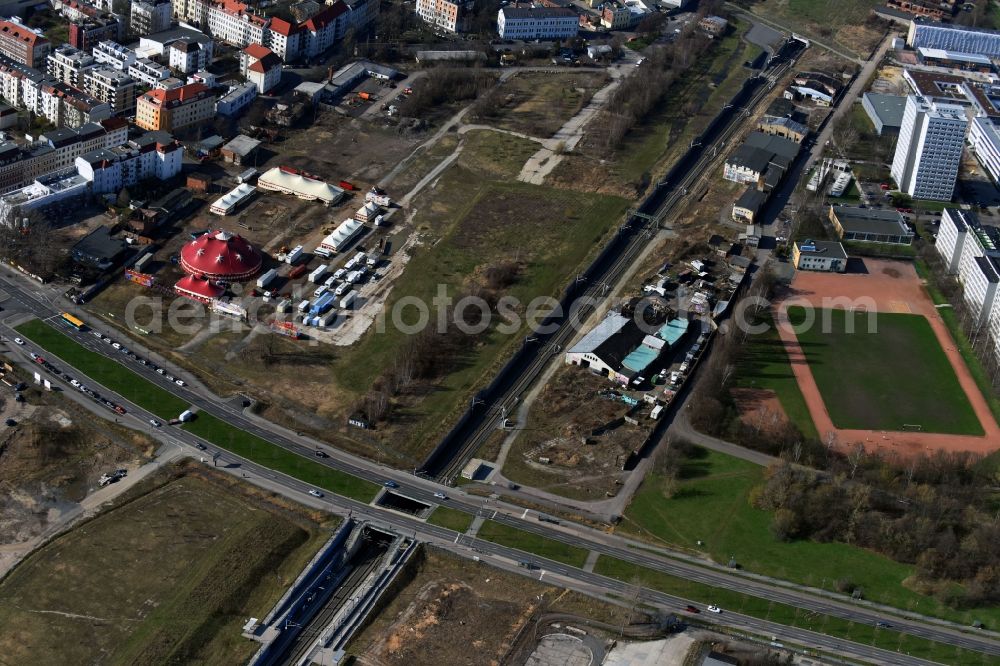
[786,307,982,435]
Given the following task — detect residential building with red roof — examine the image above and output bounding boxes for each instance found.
[240,44,282,93]
[136,82,216,131]
[0,18,49,68]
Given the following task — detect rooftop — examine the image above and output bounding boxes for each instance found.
[735,187,767,211]
[830,206,913,237]
[567,312,631,355]
[501,6,577,18]
[222,134,262,157]
[862,92,906,127]
[974,255,1000,283]
[794,239,848,260]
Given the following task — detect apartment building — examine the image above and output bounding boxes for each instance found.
[47,44,96,88]
[969,117,1000,185]
[206,0,270,48]
[136,82,215,131]
[0,18,49,68]
[241,44,281,93]
[0,119,127,194]
[416,0,473,33]
[890,95,968,201]
[83,67,137,114]
[76,131,183,193]
[93,41,136,71]
[215,81,255,116]
[935,207,1000,350]
[130,0,173,38]
[68,14,123,51]
[496,6,578,40]
[128,57,171,87]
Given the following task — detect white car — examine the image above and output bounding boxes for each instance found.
[13,337,23,345]
[308,489,323,498]
[149,419,161,427]
[434,492,447,500]
[175,379,185,387]
[112,342,121,350]
[707,605,722,613]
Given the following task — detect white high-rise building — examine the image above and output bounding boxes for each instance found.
[891,95,968,201]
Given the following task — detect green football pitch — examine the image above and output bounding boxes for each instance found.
[786,307,983,435]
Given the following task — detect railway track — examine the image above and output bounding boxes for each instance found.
[428,41,803,482]
[279,540,387,666]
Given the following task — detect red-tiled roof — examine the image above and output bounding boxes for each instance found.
[143,82,209,105]
[302,1,347,31]
[248,52,281,73]
[243,43,272,59]
[269,17,299,36]
[0,20,47,47]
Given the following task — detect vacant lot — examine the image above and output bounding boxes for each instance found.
[348,546,635,665]
[476,71,609,138]
[503,364,645,500]
[620,445,1000,627]
[325,133,629,462]
[786,308,982,434]
[0,469,331,665]
[746,0,885,56]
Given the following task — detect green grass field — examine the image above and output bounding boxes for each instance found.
[620,446,1000,628]
[736,313,819,438]
[0,474,329,664]
[17,319,190,418]
[595,556,988,664]
[475,521,589,568]
[426,506,475,533]
[786,307,983,434]
[15,319,379,503]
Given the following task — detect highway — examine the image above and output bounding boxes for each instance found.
[3,272,1000,663]
[423,38,804,482]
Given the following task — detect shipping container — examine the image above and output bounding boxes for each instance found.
[340,290,357,309]
[298,299,310,312]
[256,268,278,289]
[276,299,290,313]
[288,264,308,279]
[320,310,338,326]
[339,180,356,191]
[237,168,257,184]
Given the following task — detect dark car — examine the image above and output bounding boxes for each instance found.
[383,480,398,488]
[315,449,329,458]
[685,605,700,613]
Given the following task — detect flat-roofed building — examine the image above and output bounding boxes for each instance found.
[792,239,847,273]
[828,205,915,245]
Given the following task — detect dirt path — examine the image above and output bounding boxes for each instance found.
[774,259,1000,457]
[0,443,185,578]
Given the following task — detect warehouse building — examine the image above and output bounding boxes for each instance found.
[564,312,645,379]
[861,93,905,136]
[828,205,914,245]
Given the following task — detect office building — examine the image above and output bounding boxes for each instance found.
[792,240,848,273]
[828,205,915,245]
[890,95,967,201]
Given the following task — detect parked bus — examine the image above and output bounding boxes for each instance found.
[60,312,85,330]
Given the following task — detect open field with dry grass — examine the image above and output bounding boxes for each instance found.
[0,465,333,665]
[347,546,639,665]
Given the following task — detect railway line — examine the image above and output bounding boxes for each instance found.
[429,40,803,482]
